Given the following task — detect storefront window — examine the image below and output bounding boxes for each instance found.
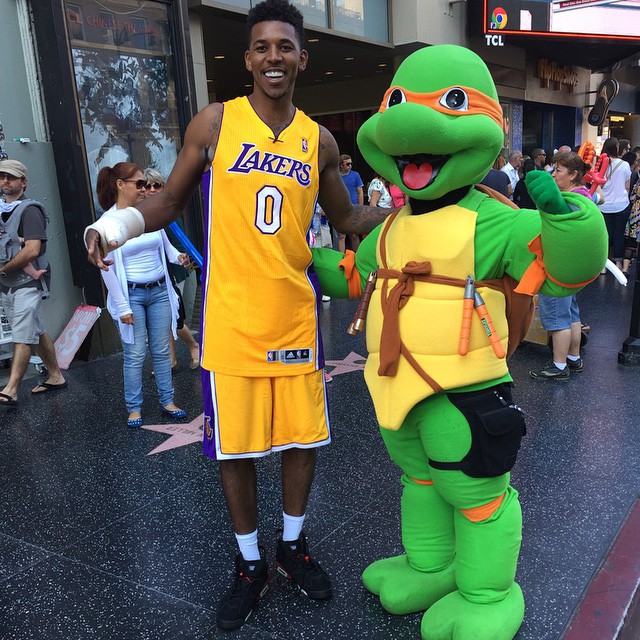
[292,0,328,29]
[65,0,181,212]
[330,0,388,42]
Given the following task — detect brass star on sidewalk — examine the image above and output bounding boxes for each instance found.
[325,351,367,376]
[142,414,203,455]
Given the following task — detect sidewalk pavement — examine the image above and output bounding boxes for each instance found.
[0,268,639,639]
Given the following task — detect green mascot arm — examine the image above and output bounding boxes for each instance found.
[535,190,608,294]
[310,226,381,298]
[498,173,607,296]
[525,170,571,215]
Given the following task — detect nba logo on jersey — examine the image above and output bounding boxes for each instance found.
[302,138,308,153]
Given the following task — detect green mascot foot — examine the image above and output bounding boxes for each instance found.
[363,555,457,615]
[421,584,524,640]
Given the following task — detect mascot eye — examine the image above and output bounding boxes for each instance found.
[386,88,406,108]
[439,88,468,111]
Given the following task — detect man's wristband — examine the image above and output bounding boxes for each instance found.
[84,206,145,254]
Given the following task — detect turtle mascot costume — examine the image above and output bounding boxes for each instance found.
[312,45,607,640]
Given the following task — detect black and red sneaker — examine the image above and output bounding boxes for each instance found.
[276,532,332,599]
[216,550,269,630]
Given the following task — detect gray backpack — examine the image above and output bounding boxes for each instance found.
[0,198,49,288]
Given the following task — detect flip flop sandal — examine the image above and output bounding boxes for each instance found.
[31,381,68,394]
[588,78,619,126]
[0,392,17,408]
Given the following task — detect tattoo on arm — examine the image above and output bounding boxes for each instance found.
[205,114,221,164]
[348,205,395,234]
[208,116,220,136]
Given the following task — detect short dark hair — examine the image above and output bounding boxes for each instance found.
[554,151,588,184]
[246,0,305,48]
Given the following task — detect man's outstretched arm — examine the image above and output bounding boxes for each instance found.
[85,103,222,269]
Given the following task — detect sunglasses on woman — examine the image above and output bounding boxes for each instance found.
[123,179,149,190]
[144,182,164,190]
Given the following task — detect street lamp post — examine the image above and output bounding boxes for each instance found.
[618,268,640,365]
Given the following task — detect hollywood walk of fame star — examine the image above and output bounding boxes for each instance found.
[142,414,203,455]
[325,351,366,376]
[140,353,366,455]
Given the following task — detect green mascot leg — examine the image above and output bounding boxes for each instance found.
[363,474,457,614]
[421,486,524,640]
[363,407,458,615]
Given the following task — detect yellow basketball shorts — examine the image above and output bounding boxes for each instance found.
[202,369,331,460]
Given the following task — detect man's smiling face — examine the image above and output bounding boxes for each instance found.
[245,20,307,102]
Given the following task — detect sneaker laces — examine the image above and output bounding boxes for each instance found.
[224,560,263,606]
[283,539,323,574]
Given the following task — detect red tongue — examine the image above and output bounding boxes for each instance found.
[403,163,433,190]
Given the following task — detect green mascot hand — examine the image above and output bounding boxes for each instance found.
[525,170,571,215]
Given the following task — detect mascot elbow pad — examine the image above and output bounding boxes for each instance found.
[338,250,363,298]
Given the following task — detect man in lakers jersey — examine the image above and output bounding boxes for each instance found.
[85,0,394,630]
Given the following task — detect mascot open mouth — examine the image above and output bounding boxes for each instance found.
[396,154,451,190]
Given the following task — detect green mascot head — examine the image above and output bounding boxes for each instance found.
[357,45,504,201]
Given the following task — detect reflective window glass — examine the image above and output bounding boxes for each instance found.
[65,0,181,213]
[291,0,328,29]
[330,0,388,42]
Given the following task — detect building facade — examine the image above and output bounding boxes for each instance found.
[0,0,638,359]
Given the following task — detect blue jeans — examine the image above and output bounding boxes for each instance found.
[122,284,173,412]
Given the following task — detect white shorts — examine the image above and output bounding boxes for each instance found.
[0,286,45,344]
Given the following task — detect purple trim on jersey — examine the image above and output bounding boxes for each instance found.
[200,168,213,355]
[201,367,218,460]
[200,169,216,460]
[307,266,325,368]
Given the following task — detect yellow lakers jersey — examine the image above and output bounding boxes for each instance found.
[201,96,322,376]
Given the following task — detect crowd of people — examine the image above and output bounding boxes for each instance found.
[486,138,639,379]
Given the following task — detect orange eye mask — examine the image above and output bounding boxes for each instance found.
[379,85,503,129]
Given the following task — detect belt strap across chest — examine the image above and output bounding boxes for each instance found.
[375,210,512,388]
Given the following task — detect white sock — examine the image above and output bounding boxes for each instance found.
[235,530,260,561]
[567,354,580,362]
[553,361,567,370]
[282,512,305,542]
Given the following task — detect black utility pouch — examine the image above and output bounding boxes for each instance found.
[430,384,527,478]
[471,403,526,477]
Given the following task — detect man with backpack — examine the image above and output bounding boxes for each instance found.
[0,159,66,408]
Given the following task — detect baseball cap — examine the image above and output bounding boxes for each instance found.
[0,159,27,179]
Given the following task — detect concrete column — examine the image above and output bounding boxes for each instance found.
[189,13,209,111]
